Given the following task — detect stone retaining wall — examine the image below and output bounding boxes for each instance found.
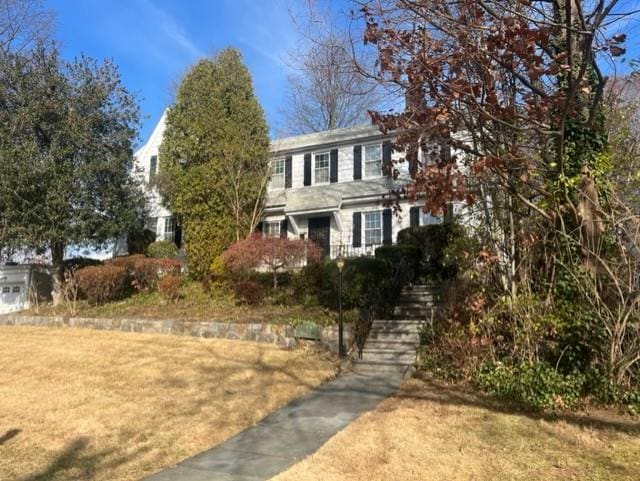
[0,314,353,351]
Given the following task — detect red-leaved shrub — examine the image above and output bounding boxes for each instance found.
[223,235,322,288]
[76,265,129,305]
[109,255,181,292]
[233,280,265,306]
[158,275,182,302]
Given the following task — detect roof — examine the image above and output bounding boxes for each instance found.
[270,124,390,154]
[266,176,409,213]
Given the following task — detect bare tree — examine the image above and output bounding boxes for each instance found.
[0,0,54,53]
[281,33,380,135]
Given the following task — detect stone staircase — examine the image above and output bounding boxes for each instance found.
[353,285,439,377]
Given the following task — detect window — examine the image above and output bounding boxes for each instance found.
[149,155,158,181]
[271,158,285,189]
[364,212,382,246]
[314,152,330,184]
[364,144,382,177]
[264,221,280,238]
[164,216,176,242]
[421,211,442,226]
[12,286,20,293]
[2,286,9,293]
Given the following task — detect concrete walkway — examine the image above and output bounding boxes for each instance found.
[143,368,406,481]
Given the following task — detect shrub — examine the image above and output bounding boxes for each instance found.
[127,227,156,255]
[63,257,103,273]
[147,240,178,259]
[158,275,182,302]
[320,257,394,315]
[223,235,322,288]
[396,222,466,282]
[76,265,129,305]
[473,361,586,410]
[375,244,421,281]
[233,280,265,306]
[109,255,181,292]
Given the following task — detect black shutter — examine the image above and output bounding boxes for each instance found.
[255,221,263,234]
[441,142,451,163]
[330,148,338,183]
[382,140,392,175]
[410,206,420,227]
[284,155,292,188]
[353,145,362,180]
[382,208,393,245]
[280,219,288,238]
[303,153,312,186]
[352,212,362,248]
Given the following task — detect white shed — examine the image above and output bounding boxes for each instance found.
[0,264,53,315]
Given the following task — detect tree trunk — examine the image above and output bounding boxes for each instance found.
[51,241,65,306]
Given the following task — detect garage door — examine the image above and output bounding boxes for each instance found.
[0,284,26,314]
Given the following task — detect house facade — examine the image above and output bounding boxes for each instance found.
[133,114,443,259]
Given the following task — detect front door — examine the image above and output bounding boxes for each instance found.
[308,216,331,258]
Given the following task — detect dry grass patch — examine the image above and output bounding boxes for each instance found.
[0,326,337,481]
[272,374,640,481]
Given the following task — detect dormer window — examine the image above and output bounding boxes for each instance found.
[364,144,382,177]
[271,158,285,189]
[149,155,158,182]
[314,152,330,184]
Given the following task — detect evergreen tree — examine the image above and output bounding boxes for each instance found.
[0,43,145,301]
[159,48,270,278]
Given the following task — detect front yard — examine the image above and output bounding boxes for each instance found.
[0,326,337,481]
[273,374,640,481]
[24,281,353,326]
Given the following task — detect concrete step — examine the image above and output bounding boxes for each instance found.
[364,339,418,349]
[354,359,414,368]
[367,331,421,342]
[393,308,434,319]
[360,353,416,365]
[371,319,424,329]
[396,300,438,308]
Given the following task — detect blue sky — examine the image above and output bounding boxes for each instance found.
[46,0,327,145]
[46,0,640,147]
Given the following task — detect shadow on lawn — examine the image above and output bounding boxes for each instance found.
[394,374,640,435]
[0,428,21,445]
[20,437,150,481]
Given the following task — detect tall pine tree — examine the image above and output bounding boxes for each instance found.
[159,48,270,278]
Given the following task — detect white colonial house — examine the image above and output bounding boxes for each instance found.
[131,113,445,258]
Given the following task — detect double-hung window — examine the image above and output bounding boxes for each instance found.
[364,212,382,246]
[271,158,285,189]
[164,216,176,242]
[147,217,158,238]
[421,211,442,226]
[264,221,281,238]
[149,155,158,182]
[364,143,382,177]
[314,152,330,184]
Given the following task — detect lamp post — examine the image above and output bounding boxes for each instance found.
[336,256,345,357]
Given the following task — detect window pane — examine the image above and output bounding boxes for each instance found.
[149,155,157,181]
[2,286,9,293]
[164,217,176,241]
[365,160,381,177]
[421,212,442,225]
[365,144,381,161]
[271,159,285,189]
[265,221,280,238]
[364,212,382,245]
[315,153,329,183]
[12,286,20,293]
[364,144,381,177]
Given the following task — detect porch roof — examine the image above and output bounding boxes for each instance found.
[266,176,410,213]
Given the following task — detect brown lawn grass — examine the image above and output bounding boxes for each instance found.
[0,326,337,481]
[272,374,640,481]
